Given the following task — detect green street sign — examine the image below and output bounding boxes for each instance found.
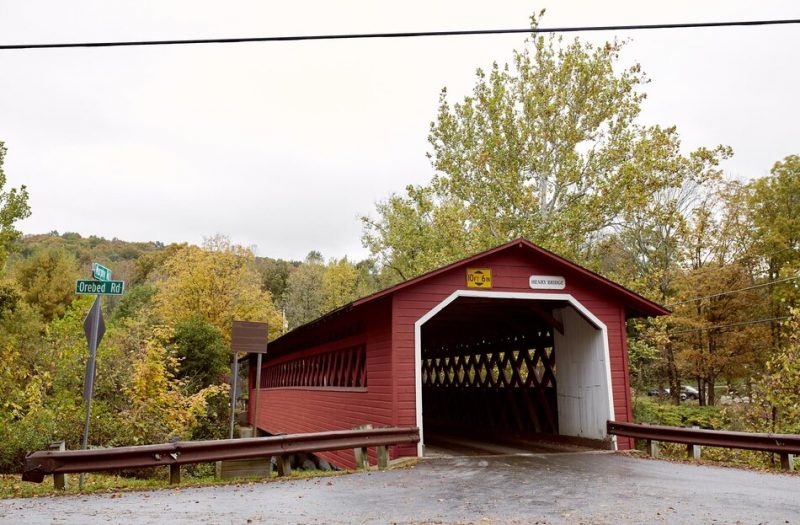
[76,280,125,296]
[92,262,112,282]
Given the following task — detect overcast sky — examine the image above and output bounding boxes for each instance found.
[1,1,798,261]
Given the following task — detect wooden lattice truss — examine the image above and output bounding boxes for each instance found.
[421,298,562,435]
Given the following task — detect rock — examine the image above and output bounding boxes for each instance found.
[317,459,332,471]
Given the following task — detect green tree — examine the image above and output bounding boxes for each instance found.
[0,298,78,472]
[626,180,762,405]
[671,262,767,405]
[284,252,327,329]
[118,326,227,446]
[0,141,31,270]
[0,280,20,319]
[605,174,729,303]
[255,257,299,311]
[155,237,283,340]
[13,248,78,322]
[747,155,800,345]
[0,302,45,417]
[111,283,157,322]
[661,181,767,405]
[321,257,375,312]
[748,307,800,434]
[749,155,800,277]
[169,315,228,391]
[362,14,729,280]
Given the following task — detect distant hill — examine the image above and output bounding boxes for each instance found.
[15,231,165,265]
[8,232,167,285]
[8,232,302,306]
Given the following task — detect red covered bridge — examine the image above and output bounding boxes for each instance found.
[248,239,668,468]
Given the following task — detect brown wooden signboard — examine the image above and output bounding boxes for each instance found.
[231,320,268,354]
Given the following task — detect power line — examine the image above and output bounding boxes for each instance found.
[1,18,799,50]
[669,315,792,336]
[666,275,800,307]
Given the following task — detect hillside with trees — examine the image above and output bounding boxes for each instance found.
[0,224,388,472]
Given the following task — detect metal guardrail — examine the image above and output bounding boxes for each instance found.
[608,421,799,470]
[23,426,420,485]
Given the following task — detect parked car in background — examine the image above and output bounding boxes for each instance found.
[646,385,700,401]
[680,385,700,400]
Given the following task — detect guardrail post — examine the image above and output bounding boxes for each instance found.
[686,426,701,460]
[353,445,369,470]
[169,464,181,485]
[49,441,67,490]
[780,453,795,472]
[353,424,372,470]
[276,455,292,477]
[376,445,389,469]
[645,439,659,458]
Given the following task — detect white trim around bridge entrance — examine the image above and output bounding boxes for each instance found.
[413,290,617,456]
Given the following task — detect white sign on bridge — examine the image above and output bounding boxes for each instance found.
[529,275,566,290]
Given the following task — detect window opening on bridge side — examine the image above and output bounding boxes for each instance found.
[262,344,367,389]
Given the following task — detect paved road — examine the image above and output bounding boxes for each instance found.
[2,452,799,524]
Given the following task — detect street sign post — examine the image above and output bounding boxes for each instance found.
[230,321,269,439]
[79,295,104,488]
[76,263,121,488]
[82,298,105,401]
[91,262,112,282]
[75,280,125,295]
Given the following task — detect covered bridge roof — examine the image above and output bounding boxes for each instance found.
[267,238,669,356]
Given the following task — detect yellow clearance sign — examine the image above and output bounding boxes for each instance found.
[466,268,492,288]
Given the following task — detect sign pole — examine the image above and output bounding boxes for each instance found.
[230,321,268,439]
[74,262,117,489]
[79,294,101,488]
[252,352,263,436]
[228,354,239,439]
[251,334,268,437]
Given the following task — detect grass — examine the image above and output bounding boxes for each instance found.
[632,395,726,429]
[0,467,349,499]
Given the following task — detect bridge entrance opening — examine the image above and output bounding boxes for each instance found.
[419,295,613,455]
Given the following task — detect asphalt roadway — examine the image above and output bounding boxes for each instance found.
[2,452,799,524]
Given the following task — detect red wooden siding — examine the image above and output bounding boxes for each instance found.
[250,297,393,469]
